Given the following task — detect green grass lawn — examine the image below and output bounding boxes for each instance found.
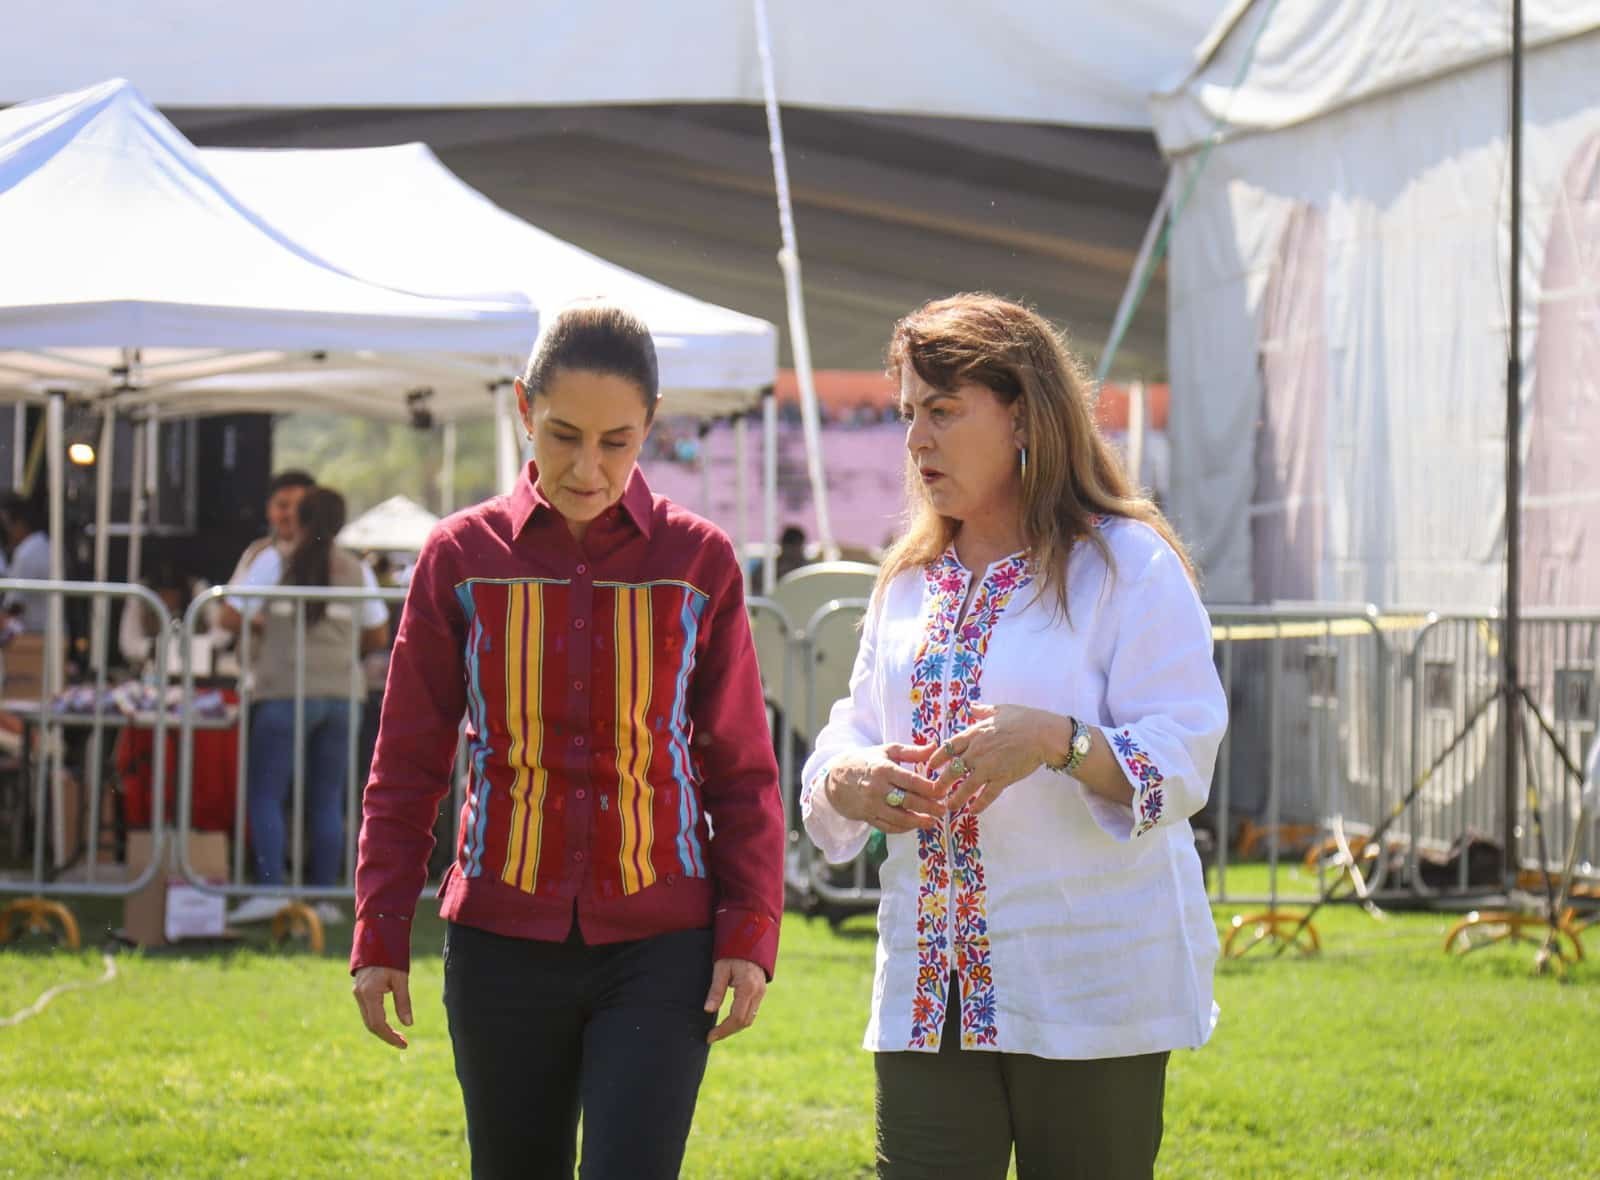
[2,887,1597,1178]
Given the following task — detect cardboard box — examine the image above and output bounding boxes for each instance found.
[1,633,59,699]
[123,829,230,947]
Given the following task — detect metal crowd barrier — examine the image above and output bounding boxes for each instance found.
[1207,605,1401,906]
[0,580,177,947]
[170,583,414,943]
[1403,610,1599,893]
[746,597,803,902]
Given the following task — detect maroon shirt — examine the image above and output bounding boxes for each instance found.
[350,462,783,976]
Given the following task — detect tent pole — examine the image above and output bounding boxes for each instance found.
[90,401,116,671]
[734,413,750,560]
[698,422,713,517]
[11,403,24,488]
[1096,174,1175,386]
[1127,380,1146,489]
[762,388,778,595]
[440,419,457,515]
[494,383,519,494]
[754,0,837,560]
[128,415,146,586]
[45,391,66,696]
[1502,0,1524,883]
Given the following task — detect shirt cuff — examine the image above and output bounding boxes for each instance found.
[713,905,779,979]
[800,752,874,864]
[1097,724,1169,840]
[349,912,414,974]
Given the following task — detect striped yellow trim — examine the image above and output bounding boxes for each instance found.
[595,578,711,602]
[500,583,548,892]
[614,587,657,895]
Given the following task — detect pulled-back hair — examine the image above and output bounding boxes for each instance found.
[521,301,660,419]
[282,487,347,626]
[880,293,1194,618]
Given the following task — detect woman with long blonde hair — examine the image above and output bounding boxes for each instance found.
[803,294,1227,1179]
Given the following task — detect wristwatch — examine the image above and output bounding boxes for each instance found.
[1046,717,1093,776]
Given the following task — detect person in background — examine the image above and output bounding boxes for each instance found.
[776,524,810,581]
[803,294,1228,1179]
[219,487,390,926]
[118,560,219,674]
[349,302,785,1179]
[0,492,52,635]
[230,469,316,585]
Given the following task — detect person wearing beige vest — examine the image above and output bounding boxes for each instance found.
[219,487,390,924]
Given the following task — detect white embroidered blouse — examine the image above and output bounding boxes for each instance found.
[801,517,1228,1060]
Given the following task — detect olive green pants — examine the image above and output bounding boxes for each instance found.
[874,995,1168,1180]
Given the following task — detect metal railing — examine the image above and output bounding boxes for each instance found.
[0,580,179,914]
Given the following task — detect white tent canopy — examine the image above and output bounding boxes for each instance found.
[1155,0,1600,609]
[0,80,536,373]
[337,495,441,554]
[148,142,780,422]
[0,76,539,685]
[0,1,1232,130]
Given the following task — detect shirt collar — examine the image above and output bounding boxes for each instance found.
[509,460,655,541]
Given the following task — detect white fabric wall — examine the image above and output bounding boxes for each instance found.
[1166,29,1600,608]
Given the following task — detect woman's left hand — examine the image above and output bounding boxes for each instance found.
[918,703,1052,815]
[704,957,767,1044]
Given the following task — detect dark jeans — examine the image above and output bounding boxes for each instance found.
[875,987,1169,1180]
[246,697,354,887]
[442,921,716,1180]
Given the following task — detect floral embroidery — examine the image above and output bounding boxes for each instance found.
[908,549,1031,1049]
[1113,729,1167,837]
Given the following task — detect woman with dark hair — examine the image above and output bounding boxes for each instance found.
[222,486,390,924]
[802,294,1228,1179]
[350,302,785,1179]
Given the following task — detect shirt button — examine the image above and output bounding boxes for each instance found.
[575,563,588,576]
[575,789,587,800]
[571,850,585,863]
[574,735,586,748]
[573,680,584,691]
[573,617,586,630]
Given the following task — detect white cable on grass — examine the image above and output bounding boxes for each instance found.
[0,952,118,1029]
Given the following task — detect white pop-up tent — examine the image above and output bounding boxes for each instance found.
[1153,1,1600,610]
[337,495,440,554]
[129,141,780,544]
[0,77,537,684]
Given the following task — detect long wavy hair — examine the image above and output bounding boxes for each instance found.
[281,487,346,626]
[878,293,1195,618]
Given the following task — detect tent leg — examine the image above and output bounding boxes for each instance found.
[128,417,146,586]
[494,383,519,494]
[734,413,749,559]
[762,390,778,595]
[754,0,836,560]
[45,392,65,692]
[440,419,457,515]
[1095,173,1175,386]
[91,404,116,671]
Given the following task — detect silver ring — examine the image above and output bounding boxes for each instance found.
[884,787,907,809]
[951,756,970,777]
[942,740,958,757]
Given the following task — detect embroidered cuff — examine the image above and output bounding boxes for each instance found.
[1104,726,1168,838]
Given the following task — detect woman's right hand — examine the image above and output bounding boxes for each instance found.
[823,746,946,833]
[352,966,412,1050]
